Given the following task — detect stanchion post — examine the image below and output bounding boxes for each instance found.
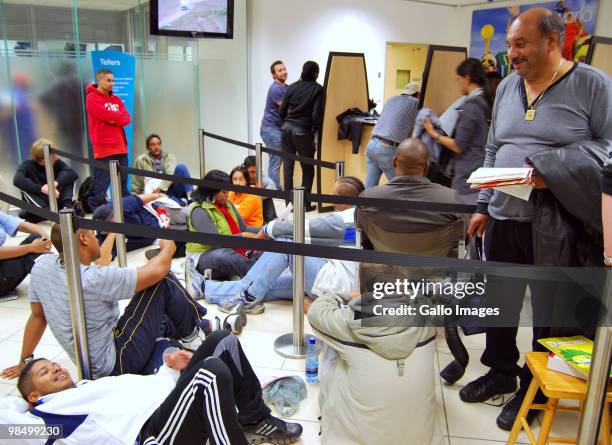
[576,270,612,445]
[255,142,263,187]
[109,161,128,268]
[43,144,58,213]
[274,187,315,359]
[335,160,345,180]
[199,129,206,178]
[59,209,92,380]
[355,228,362,249]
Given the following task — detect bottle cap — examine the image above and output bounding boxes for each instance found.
[309,337,316,345]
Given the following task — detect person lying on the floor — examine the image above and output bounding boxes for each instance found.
[307,263,437,445]
[1,224,242,380]
[205,176,365,316]
[92,192,188,255]
[13,331,303,445]
[0,210,51,299]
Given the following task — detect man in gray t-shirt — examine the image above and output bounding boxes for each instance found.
[461,8,612,431]
[10,228,208,379]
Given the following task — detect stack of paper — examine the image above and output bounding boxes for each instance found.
[467,168,534,201]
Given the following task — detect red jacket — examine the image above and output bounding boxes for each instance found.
[85,84,131,159]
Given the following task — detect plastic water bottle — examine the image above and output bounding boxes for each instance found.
[305,337,318,383]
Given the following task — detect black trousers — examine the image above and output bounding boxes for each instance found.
[20,180,76,223]
[87,153,129,211]
[140,331,270,445]
[111,273,207,375]
[281,125,316,196]
[480,217,578,395]
[0,234,40,296]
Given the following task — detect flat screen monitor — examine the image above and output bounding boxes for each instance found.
[150,0,234,39]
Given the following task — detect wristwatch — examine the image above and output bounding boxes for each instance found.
[21,354,34,365]
[604,253,612,267]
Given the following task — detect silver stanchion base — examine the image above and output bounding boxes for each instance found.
[274,332,316,359]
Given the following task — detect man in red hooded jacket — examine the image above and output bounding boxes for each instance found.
[85,68,131,211]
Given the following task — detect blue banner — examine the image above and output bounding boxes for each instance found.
[91,50,136,161]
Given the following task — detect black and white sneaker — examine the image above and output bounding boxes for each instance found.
[223,305,247,335]
[242,415,303,444]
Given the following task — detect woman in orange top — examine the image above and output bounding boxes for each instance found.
[228,165,263,227]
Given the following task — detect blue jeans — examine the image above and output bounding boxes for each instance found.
[260,125,282,190]
[204,249,327,304]
[166,163,193,205]
[365,138,397,188]
[88,154,129,211]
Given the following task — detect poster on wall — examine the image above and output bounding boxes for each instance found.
[91,50,136,161]
[470,0,599,77]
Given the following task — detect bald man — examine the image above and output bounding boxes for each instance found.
[356,138,467,253]
[462,7,611,430]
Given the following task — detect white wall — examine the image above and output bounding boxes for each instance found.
[249,0,462,143]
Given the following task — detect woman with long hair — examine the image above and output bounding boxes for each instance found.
[423,58,493,204]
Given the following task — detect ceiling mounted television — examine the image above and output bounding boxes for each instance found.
[150,0,234,39]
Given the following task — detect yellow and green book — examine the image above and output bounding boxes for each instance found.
[538,336,612,380]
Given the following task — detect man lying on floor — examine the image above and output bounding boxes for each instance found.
[9,331,302,445]
[2,224,243,380]
[202,176,365,316]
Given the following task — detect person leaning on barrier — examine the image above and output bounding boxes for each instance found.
[604,158,612,267]
[12,331,303,445]
[279,61,324,211]
[229,165,264,227]
[185,170,261,300]
[244,155,278,223]
[13,138,80,222]
[461,8,611,431]
[307,263,437,445]
[0,210,51,301]
[131,133,194,206]
[204,176,365,317]
[356,137,468,255]
[0,226,222,380]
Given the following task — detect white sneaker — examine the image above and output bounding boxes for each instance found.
[179,327,206,352]
[185,257,204,300]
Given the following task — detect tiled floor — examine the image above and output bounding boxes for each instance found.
[0,217,592,445]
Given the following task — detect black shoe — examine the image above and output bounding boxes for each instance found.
[459,370,517,403]
[496,391,539,431]
[242,415,303,444]
[305,204,317,212]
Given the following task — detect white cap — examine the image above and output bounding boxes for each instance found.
[403,83,421,95]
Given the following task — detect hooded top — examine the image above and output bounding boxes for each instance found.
[85,84,131,159]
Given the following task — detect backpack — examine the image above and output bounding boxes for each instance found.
[78,176,94,213]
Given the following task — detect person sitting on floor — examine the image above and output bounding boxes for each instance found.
[131,133,193,206]
[92,192,188,257]
[0,210,51,300]
[205,176,365,317]
[243,155,278,223]
[307,263,437,445]
[229,165,264,227]
[1,226,243,381]
[13,138,80,222]
[13,331,303,445]
[185,170,261,300]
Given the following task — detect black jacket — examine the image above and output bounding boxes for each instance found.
[14,159,78,194]
[279,80,324,132]
[527,147,605,266]
[603,160,612,195]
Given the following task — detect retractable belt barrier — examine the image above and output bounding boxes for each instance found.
[202,130,337,170]
[0,190,603,284]
[51,148,476,213]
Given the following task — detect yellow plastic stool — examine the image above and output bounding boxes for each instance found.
[507,352,611,445]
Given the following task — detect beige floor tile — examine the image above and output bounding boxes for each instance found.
[239,331,286,369]
[0,308,30,339]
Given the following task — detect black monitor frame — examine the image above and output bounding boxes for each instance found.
[150,0,234,39]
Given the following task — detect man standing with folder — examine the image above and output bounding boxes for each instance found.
[460,7,611,430]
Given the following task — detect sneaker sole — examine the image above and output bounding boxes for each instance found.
[459,385,517,404]
[245,434,300,445]
[218,304,264,315]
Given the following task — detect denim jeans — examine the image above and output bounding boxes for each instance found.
[166,163,193,205]
[260,125,282,190]
[204,249,327,304]
[365,138,397,189]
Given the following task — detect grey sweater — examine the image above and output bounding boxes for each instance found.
[477,63,612,221]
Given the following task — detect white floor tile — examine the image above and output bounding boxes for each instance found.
[239,331,286,369]
[0,340,64,384]
[0,382,16,397]
[0,308,30,339]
